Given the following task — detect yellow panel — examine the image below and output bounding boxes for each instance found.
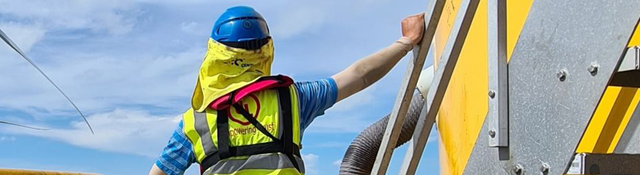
[575,87,621,152]
[629,24,640,46]
[435,0,486,174]
[608,89,640,152]
[435,0,533,174]
[433,0,462,67]
[438,135,452,175]
[505,0,535,61]
[435,0,638,174]
[577,87,640,153]
[594,88,638,152]
[572,0,640,157]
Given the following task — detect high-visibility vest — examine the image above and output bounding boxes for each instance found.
[182,76,304,175]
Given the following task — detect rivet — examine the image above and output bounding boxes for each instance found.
[488,90,496,99]
[489,130,496,138]
[513,164,523,174]
[540,162,550,173]
[557,69,567,81]
[588,62,599,76]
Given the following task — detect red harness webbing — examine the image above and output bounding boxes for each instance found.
[209,75,294,110]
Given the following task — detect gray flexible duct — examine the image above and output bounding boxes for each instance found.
[339,66,434,175]
[339,90,425,175]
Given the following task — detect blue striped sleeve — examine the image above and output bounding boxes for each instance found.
[294,78,338,132]
[155,120,196,175]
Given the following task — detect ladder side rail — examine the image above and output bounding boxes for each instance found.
[398,0,481,174]
[370,0,447,174]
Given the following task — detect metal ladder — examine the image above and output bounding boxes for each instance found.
[370,0,485,174]
[372,0,640,174]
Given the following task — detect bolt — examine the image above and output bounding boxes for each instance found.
[588,62,599,76]
[540,163,550,173]
[489,130,496,138]
[513,164,523,174]
[488,90,496,99]
[557,69,567,81]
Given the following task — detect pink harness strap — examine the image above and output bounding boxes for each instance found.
[210,75,293,110]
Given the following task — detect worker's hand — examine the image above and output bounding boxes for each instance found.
[401,13,425,45]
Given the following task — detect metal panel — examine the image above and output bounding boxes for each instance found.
[369,0,446,174]
[614,98,640,153]
[398,0,481,174]
[462,0,640,175]
[487,0,508,147]
[611,47,640,87]
[617,46,639,72]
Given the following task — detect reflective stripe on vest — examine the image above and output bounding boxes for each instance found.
[182,85,302,174]
[203,153,305,174]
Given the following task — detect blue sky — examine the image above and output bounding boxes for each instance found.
[0,1,438,174]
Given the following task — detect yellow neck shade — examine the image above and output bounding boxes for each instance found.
[192,38,274,112]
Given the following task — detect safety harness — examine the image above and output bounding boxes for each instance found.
[200,75,301,174]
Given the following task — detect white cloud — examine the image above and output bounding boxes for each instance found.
[428,129,439,144]
[302,153,319,175]
[0,136,17,142]
[0,23,46,53]
[269,5,326,40]
[0,47,203,116]
[306,114,372,133]
[0,0,139,35]
[305,85,388,133]
[332,159,342,167]
[330,85,377,112]
[3,108,181,157]
[312,141,346,148]
[180,21,203,35]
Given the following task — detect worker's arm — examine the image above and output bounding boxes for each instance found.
[149,121,196,175]
[148,164,167,175]
[332,13,425,102]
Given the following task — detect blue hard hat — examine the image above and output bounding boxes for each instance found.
[212,6,270,43]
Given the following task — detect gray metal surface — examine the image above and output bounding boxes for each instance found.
[611,48,640,87]
[614,98,640,153]
[462,0,640,175]
[487,0,509,147]
[369,0,446,174]
[398,0,480,174]
[618,46,639,72]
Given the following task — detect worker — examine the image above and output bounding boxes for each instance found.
[148,6,425,175]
